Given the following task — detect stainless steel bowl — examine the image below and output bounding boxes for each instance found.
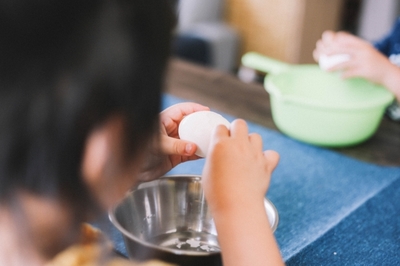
[109,175,279,266]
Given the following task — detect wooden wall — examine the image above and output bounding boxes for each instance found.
[224,0,344,64]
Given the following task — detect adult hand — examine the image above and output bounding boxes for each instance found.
[137,102,209,182]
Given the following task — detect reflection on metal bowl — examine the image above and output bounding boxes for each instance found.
[109,175,279,266]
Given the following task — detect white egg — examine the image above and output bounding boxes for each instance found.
[178,111,230,157]
[319,54,350,71]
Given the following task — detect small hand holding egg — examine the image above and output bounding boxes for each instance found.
[178,111,230,157]
[319,54,350,71]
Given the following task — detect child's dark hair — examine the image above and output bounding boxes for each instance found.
[0,0,175,217]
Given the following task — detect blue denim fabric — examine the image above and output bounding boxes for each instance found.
[286,177,400,265]
[106,94,400,263]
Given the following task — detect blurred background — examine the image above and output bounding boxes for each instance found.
[170,0,400,73]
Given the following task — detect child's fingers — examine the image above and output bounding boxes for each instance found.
[341,68,360,79]
[263,150,280,172]
[313,48,321,62]
[212,123,230,141]
[325,59,352,72]
[321,30,336,43]
[334,31,365,47]
[161,135,197,156]
[161,102,209,119]
[161,102,210,134]
[248,133,263,150]
[328,59,360,76]
[230,119,248,138]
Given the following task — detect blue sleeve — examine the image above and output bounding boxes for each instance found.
[373,18,400,56]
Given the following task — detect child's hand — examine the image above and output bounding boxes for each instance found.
[137,102,209,182]
[314,31,393,84]
[314,30,400,101]
[201,119,283,266]
[159,102,210,165]
[202,119,279,211]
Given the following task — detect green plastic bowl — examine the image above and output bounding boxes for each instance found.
[242,52,395,147]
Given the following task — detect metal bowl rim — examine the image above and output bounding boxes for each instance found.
[108,174,279,256]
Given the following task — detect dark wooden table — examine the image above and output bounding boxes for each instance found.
[165,58,400,166]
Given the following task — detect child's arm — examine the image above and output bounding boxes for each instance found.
[202,119,284,266]
[314,31,400,101]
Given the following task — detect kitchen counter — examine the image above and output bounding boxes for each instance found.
[165,58,400,166]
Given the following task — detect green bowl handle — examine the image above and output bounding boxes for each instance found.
[241,52,290,74]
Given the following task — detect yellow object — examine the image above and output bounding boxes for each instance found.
[46,224,175,266]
